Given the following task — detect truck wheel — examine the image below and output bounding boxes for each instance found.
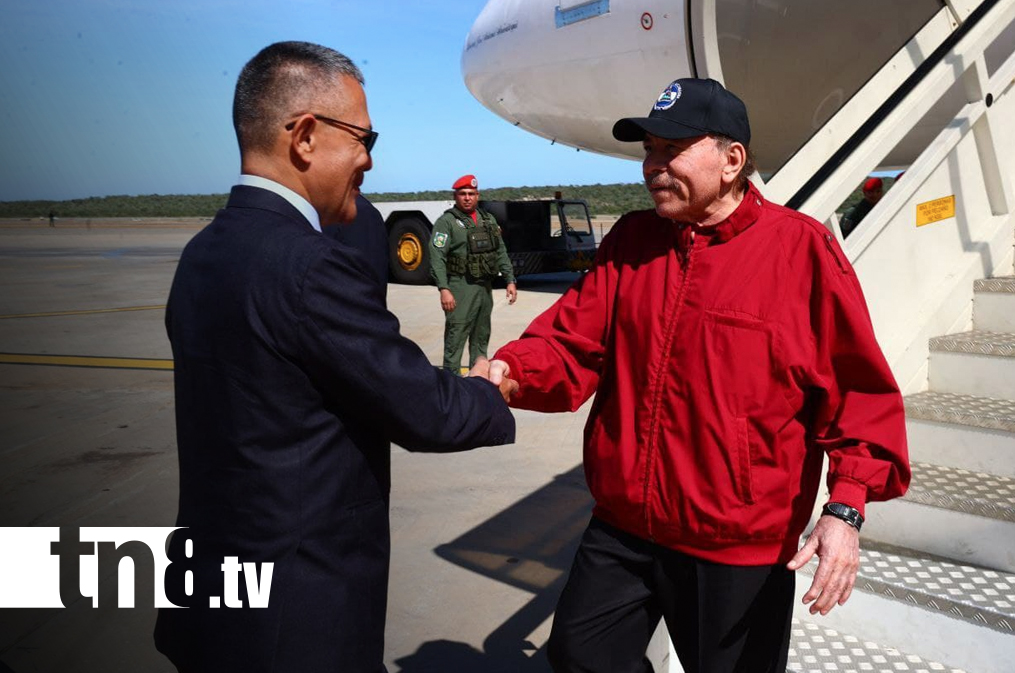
[388,217,432,285]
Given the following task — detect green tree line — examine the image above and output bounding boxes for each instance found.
[0,194,230,219]
[1,183,655,219]
[1,176,895,220]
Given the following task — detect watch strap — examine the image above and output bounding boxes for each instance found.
[821,502,864,531]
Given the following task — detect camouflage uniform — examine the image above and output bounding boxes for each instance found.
[429,206,515,372]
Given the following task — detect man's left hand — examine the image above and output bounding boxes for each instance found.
[506,283,517,305]
[786,515,860,615]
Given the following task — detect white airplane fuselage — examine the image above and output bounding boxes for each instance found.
[461,0,975,174]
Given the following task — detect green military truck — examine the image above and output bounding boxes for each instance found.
[374,196,598,285]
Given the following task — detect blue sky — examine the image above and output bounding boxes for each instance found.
[0,0,639,202]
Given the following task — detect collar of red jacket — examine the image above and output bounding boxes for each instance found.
[691,181,764,243]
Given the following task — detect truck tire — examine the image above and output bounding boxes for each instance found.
[388,217,432,285]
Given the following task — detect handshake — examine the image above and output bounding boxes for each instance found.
[467,357,519,403]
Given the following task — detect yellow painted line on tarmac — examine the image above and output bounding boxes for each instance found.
[0,353,174,371]
[0,305,166,319]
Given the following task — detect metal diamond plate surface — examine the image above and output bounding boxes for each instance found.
[905,461,1015,522]
[788,620,967,672]
[905,390,1015,433]
[799,544,1015,634]
[974,276,1015,294]
[929,330,1015,357]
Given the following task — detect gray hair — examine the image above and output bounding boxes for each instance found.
[713,134,756,196]
[233,41,364,154]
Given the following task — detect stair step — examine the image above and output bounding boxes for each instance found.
[905,392,1015,478]
[974,276,1015,293]
[788,620,969,673]
[929,330,1015,357]
[862,462,1015,572]
[800,542,1015,633]
[793,542,1015,672]
[906,391,1015,434]
[928,331,1015,399]
[974,276,1015,333]
[926,364,1015,400]
[905,461,1015,522]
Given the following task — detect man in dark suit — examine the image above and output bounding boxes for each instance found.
[154,41,515,673]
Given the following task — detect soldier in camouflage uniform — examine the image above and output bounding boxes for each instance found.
[430,174,517,373]
[840,177,883,238]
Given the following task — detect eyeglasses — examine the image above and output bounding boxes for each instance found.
[285,114,378,154]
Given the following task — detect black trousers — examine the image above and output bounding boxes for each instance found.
[547,517,795,673]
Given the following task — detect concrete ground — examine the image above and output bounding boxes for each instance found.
[0,220,594,673]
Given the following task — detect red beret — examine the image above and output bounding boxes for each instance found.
[863,177,883,192]
[452,174,478,191]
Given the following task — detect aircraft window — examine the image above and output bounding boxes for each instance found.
[555,0,611,29]
[715,0,944,175]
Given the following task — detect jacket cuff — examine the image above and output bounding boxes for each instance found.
[827,477,868,518]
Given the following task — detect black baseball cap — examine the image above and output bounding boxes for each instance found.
[612,78,751,146]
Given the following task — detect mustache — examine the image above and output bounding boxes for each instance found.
[645,178,673,190]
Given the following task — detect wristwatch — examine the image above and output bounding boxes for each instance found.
[821,502,864,531]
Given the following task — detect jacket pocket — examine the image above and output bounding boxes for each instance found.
[702,310,773,416]
[732,417,755,505]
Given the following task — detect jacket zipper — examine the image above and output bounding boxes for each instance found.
[641,231,698,539]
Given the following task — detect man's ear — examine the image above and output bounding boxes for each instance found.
[288,114,316,168]
[722,141,746,188]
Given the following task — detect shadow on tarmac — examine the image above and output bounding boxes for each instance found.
[395,465,592,673]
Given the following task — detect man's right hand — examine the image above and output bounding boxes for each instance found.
[787,515,861,615]
[488,359,511,386]
[468,357,518,402]
[440,288,456,313]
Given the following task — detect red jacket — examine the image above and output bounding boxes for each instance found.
[494,184,910,565]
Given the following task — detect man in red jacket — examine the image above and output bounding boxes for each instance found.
[487,78,910,673]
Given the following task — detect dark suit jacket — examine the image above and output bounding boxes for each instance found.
[324,195,390,298]
[154,186,514,672]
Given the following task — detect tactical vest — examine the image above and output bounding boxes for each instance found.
[447,211,502,279]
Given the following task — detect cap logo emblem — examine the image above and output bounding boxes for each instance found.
[654,81,682,111]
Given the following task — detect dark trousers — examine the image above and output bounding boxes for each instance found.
[547,518,795,673]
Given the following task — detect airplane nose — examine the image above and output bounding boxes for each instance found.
[461,0,691,161]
